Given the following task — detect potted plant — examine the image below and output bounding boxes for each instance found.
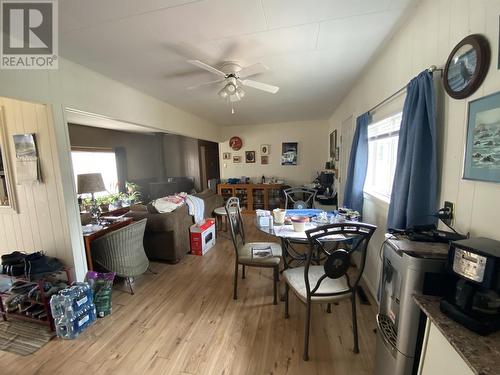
[124,181,142,205]
[96,195,111,213]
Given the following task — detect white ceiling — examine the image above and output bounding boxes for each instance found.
[59,0,415,126]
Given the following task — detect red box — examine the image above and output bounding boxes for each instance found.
[190,219,216,255]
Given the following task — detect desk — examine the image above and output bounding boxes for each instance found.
[82,218,133,270]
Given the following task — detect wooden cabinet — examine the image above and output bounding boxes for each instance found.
[217,183,284,213]
[418,320,474,375]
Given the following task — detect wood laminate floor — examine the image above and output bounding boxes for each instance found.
[0,217,378,375]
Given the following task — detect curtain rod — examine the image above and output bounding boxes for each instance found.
[367,65,443,115]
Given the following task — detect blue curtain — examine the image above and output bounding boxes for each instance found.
[387,71,437,230]
[343,112,371,215]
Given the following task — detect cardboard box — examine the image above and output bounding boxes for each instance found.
[190,219,216,255]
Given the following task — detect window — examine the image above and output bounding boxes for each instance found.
[71,149,118,196]
[364,112,402,202]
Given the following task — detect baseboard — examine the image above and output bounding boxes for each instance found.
[361,274,379,307]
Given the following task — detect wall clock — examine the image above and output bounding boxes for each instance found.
[443,34,491,99]
[229,136,242,151]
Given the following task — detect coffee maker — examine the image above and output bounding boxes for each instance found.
[440,237,500,335]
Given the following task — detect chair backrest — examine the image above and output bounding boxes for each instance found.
[304,222,377,299]
[225,197,245,256]
[284,187,317,209]
[91,219,149,277]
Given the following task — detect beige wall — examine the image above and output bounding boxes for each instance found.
[0,58,220,143]
[219,120,329,186]
[68,124,163,181]
[0,97,73,266]
[163,134,202,190]
[329,0,500,297]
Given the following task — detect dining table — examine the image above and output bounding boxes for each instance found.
[255,209,357,269]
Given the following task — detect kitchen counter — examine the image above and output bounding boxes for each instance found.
[386,236,449,258]
[414,294,500,375]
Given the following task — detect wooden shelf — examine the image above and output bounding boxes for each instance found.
[0,268,72,331]
[217,183,285,213]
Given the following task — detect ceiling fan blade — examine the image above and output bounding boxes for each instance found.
[239,62,269,78]
[241,79,280,94]
[187,60,226,78]
[187,79,224,90]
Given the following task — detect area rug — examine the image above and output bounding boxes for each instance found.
[0,320,55,356]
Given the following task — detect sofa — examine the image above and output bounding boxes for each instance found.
[129,176,195,202]
[124,189,223,263]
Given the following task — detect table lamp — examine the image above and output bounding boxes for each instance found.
[77,173,105,224]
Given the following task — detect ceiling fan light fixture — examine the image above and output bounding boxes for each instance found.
[225,83,236,94]
[236,87,245,98]
[218,87,228,99]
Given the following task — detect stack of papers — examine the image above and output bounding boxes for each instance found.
[251,246,273,258]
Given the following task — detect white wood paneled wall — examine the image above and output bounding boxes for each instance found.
[328,0,500,297]
[0,97,72,264]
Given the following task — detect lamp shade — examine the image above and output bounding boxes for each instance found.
[77,173,105,194]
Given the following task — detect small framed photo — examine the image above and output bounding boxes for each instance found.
[223,152,231,160]
[330,130,337,158]
[463,91,500,182]
[233,155,241,163]
[245,151,256,163]
[261,155,269,165]
[260,144,270,155]
[281,142,298,165]
[335,147,340,161]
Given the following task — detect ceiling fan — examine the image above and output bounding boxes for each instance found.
[186,60,280,113]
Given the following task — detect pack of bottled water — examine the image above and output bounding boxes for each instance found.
[50,282,96,339]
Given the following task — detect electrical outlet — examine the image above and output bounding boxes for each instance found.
[443,201,454,226]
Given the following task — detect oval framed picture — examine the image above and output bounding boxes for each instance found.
[443,34,491,99]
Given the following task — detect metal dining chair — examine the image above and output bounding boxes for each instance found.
[283,222,377,360]
[284,187,317,209]
[225,197,282,304]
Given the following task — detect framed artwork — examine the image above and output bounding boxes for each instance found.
[233,155,241,163]
[329,130,337,158]
[498,16,500,69]
[335,147,340,161]
[261,155,269,165]
[260,144,270,155]
[222,152,231,160]
[245,151,255,163]
[463,91,500,182]
[229,136,242,150]
[443,34,491,99]
[13,133,41,183]
[281,142,298,166]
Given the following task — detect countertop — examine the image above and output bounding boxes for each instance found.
[386,236,449,259]
[414,294,500,375]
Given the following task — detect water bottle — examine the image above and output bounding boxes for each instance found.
[71,283,92,313]
[73,305,96,334]
[54,317,77,339]
[50,294,77,339]
[50,282,96,339]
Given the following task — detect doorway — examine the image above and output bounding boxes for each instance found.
[199,140,220,190]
